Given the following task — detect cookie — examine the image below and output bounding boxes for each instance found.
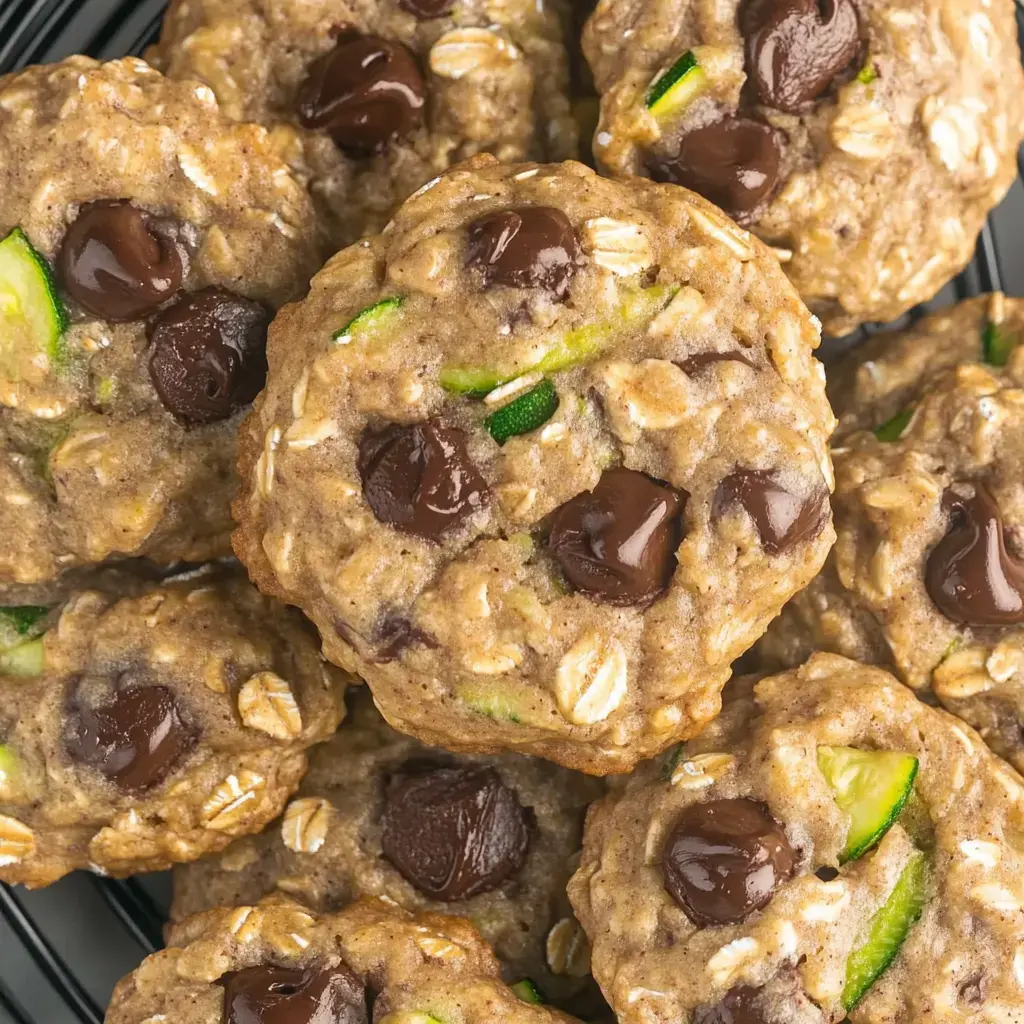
[149,0,576,248]
[759,295,1024,772]
[0,565,347,886]
[232,155,835,774]
[108,894,583,1024]
[581,0,1024,334]
[170,689,602,1009]
[0,56,320,589]
[570,653,1024,1024]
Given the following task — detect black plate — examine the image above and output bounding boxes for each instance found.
[1,3,1023,1022]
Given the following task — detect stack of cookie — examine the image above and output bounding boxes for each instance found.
[1,0,1024,1021]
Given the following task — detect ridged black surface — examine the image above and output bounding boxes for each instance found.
[0,2,1022,1022]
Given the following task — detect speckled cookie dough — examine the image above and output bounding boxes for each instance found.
[170,689,604,1010]
[570,653,1024,1024]
[581,0,1024,335]
[0,566,347,887]
[232,155,835,774]
[108,894,584,1024]
[149,0,576,248]
[759,295,1024,773]
[0,56,320,589]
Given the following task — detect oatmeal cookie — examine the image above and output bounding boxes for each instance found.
[0,56,320,589]
[170,690,603,1010]
[149,0,576,248]
[232,155,835,774]
[570,653,1024,1024]
[759,296,1024,772]
[581,0,1024,335]
[109,895,583,1024]
[0,566,347,887]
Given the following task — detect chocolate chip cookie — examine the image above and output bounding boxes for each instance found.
[149,0,577,248]
[232,155,835,774]
[108,895,584,1024]
[0,56,320,590]
[759,295,1024,773]
[170,690,603,1010]
[581,0,1024,334]
[0,565,347,886]
[570,653,1024,1024]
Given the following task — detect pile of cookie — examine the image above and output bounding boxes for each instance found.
[1,0,1024,1020]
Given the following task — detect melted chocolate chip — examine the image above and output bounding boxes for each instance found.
[399,0,455,16]
[814,865,839,882]
[648,117,784,224]
[380,764,529,900]
[148,287,271,424]
[297,34,425,154]
[663,798,796,925]
[925,486,1024,626]
[373,613,438,663]
[549,468,685,607]
[66,684,196,791]
[57,201,185,321]
[357,420,489,542]
[713,469,828,554]
[678,351,756,375]
[465,207,580,299]
[742,0,861,112]
[692,986,770,1024]
[221,964,366,1024]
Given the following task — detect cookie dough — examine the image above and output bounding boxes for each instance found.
[581,0,1024,334]
[150,0,576,247]
[169,689,603,1009]
[0,566,347,886]
[232,155,835,773]
[109,894,584,1024]
[759,295,1024,772]
[0,56,320,589]
[570,653,1024,1024]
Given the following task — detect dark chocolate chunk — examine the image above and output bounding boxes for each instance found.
[221,964,366,1024]
[663,797,795,925]
[148,287,270,424]
[692,985,771,1024]
[925,485,1024,626]
[549,467,685,606]
[380,764,529,900]
[357,420,488,542]
[58,200,185,321]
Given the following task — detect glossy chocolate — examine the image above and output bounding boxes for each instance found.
[58,200,185,321]
[713,469,827,554]
[663,797,795,925]
[297,34,425,154]
[221,964,366,1024]
[66,684,196,791]
[925,485,1024,626]
[381,764,529,900]
[358,420,488,542]
[549,468,684,606]
[147,287,271,424]
[692,986,770,1024]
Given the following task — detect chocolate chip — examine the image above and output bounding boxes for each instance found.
[692,986,770,1024]
[357,420,489,542]
[549,468,685,607]
[221,964,367,1024]
[66,684,196,791]
[648,116,784,224]
[399,0,455,16]
[297,33,425,154]
[147,287,271,424]
[925,485,1024,626]
[465,207,580,299]
[57,201,185,321]
[380,764,529,900]
[713,469,828,555]
[742,0,861,112]
[678,351,757,375]
[814,865,839,882]
[372,613,438,663]
[663,797,796,925]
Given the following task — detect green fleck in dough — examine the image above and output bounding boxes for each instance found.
[982,320,1017,366]
[511,979,544,1004]
[873,406,914,442]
